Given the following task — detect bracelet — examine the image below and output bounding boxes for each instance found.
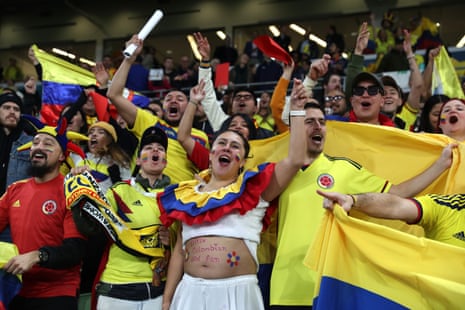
[289,110,306,117]
[189,100,200,106]
[349,194,357,206]
[407,54,415,60]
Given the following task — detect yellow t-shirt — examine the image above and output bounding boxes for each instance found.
[414,194,465,249]
[101,182,165,283]
[132,109,209,184]
[270,153,392,306]
[397,102,418,131]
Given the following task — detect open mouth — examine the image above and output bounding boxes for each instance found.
[311,135,323,143]
[361,102,371,107]
[31,151,47,160]
[449,115,458,124]
[90,139,98,146]
[168,106,178,116]
[151,155,160,162]
[219,155,231,164]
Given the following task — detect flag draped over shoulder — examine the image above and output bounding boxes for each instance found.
[324,121,465,194]
[32,45,96,125]
[432,46,465,99]
[304,205,465,309]
[248,121,465,194]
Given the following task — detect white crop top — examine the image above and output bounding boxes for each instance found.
[182,198,269,266]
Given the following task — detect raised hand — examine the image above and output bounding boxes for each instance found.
[193,32,211,61]
[189,79,206,104]
[355,22,370,55]
[309,54,331,81]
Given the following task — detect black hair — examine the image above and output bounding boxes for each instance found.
[219,113,257,140]
[232,86,257,103]
[418,94,449,133]
[212,129,251,160]
[305,101,325,115]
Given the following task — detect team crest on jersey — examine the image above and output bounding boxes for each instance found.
[42,200,57,215]
[317,173,334,189]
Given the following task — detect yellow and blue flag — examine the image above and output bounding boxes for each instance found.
[304,206,465,309]
[32,45,150,125]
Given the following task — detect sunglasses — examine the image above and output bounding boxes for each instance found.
[352,86,381,96]
[325,95,345,102]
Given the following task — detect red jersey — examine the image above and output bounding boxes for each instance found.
[0,174,84,298]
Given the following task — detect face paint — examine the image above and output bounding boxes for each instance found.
[162,158,167,164]
[440,114,447,124]
[235,154,241,162]
[226,251,240,267]
[141,151,150,162]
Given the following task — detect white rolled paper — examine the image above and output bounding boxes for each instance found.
[123,9,164,58]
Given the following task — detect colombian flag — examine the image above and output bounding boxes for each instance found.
[31,45,150,125]
[305,205,465,309]
[324,121,465,194]
[247,121,465,194]
[31,44,96,125]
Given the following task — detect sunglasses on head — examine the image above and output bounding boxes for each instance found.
[325,95,345,102]
[352,85,381,96]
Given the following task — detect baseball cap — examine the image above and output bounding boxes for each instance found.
[381,75,403,97]
[0,92,23,111]
[140,126,168,152]
[351,72,385,96]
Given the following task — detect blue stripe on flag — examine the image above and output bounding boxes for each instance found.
[313,277,408,310]
[42,81,83,106]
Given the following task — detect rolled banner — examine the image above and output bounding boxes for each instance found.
[123,9,164,58]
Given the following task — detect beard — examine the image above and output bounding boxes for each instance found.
[27,162,55,178]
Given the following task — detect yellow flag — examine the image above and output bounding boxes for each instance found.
[432,46,465,99]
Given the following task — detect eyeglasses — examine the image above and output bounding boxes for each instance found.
[325,95,345,102]
[233,94,254,101]
[352,86,381,96]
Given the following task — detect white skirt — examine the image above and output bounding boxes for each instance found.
[170,273,264,310]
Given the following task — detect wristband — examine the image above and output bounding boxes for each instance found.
[289,110,306,117]
[189,100,200,106]
[407,54,415,60]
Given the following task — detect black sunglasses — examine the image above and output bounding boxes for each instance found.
[352,86,381,96]
[325,95,345,102]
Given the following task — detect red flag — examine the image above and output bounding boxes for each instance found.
[253,35,292,65]
[215,62,230,88]
[89,91,110,122]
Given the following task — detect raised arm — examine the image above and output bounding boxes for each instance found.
[270,60,294,133]
[262,79,306,201]
[422,45,441,99]
[178,79,206,157]
[345,22,369,94]
[318,190,419,224]
[403,30,423,111]
[106,35,141,128]
[303,54,331,97]
[389,143,456,197]
[194,32,228,131]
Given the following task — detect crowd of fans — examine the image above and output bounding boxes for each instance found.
[0,9,465,310]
